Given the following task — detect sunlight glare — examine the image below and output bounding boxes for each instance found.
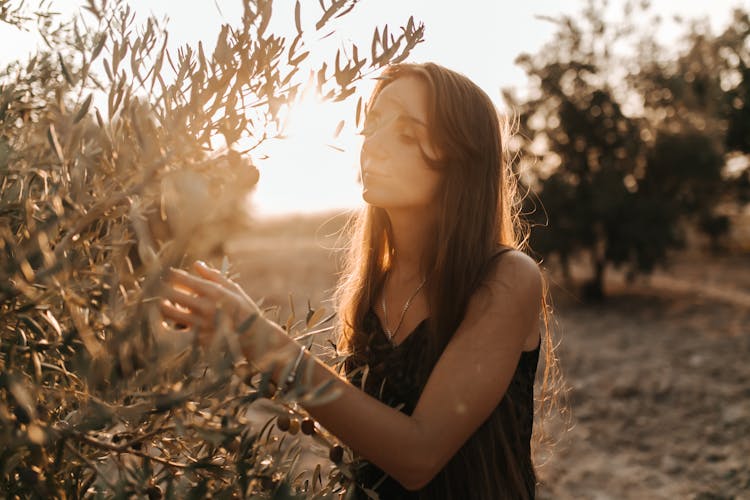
[247,89,363,218]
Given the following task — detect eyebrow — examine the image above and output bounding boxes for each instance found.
[379,96,428,128]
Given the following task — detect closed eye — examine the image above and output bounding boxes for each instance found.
[396,119,419,144]
[358,119,376,137]
[358,110,379,136]
[399,132,417,143]
[358,111,399,137]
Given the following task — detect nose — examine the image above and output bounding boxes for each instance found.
[360,140,385,173]
[361,138,379,161]
[361,128,388,164]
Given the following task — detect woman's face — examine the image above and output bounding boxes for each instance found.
[359,76,443,211]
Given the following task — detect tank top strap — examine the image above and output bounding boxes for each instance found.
[490,245,515,262]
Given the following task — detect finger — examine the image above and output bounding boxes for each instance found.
[160,300,206,330]
[194,261,258,308]
[168,268,222,298]
[159,319,191,333]
[193,261,240,292]
[162,286,214,316]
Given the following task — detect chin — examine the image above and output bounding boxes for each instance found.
[361,188,387,208]
[361,189,379,206]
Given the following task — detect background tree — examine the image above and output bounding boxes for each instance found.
[506,0,738,298]
[721,10,750,206]
[631,8,750,252]
[0,0,423,497]
[507,0,648,298]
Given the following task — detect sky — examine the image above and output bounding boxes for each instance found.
[1,0,746,217]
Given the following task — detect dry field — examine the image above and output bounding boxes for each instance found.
[223,211,750,499]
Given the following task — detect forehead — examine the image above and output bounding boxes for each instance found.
[372,76,430,123]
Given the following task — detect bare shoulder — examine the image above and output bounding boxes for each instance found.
[456,249,542,352]
[486,249,543,298]
[480,250,543,349]
[463,249,543,325]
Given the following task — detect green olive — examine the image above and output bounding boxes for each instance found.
[288,417,300,435]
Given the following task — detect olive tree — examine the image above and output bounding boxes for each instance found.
[0,0,423,497]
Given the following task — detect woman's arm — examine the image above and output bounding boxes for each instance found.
[163,251,542,491]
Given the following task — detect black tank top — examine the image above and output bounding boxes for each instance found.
[344,251,540,499]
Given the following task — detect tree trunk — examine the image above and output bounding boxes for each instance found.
[583,258,606,301]
[560,252,573,289]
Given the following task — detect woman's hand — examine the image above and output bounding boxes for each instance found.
[160,261,261,349]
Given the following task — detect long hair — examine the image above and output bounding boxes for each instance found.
[335,62,562,499]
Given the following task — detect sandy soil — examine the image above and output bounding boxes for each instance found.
[226,214,750,499]
[536,255,750,499]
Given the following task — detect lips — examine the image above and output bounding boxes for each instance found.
[364,170,390,179]
[361,162,391,178]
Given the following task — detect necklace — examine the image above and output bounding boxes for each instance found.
[381,274,427,346]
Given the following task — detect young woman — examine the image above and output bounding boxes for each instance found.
[161,62,558,499]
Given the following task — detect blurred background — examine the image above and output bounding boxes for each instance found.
[2,0,749,498]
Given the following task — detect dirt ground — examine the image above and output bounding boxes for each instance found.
[226,212,750,499]
[536,255,750,500]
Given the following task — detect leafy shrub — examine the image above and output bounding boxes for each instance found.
[0,0,423,497]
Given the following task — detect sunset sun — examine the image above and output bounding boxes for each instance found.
[248,89,364,217]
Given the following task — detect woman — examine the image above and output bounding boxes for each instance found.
[161,62,558,499]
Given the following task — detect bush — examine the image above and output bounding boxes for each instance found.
[0,0,423,497]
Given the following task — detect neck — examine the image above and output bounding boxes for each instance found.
[385,205,437,281]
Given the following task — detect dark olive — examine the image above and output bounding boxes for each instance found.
[329,444,344,464]
[301,418,315,435]
[13,406,30,425]
[146,485,163,500]
[276,414,290,432]
[18,467,39,485]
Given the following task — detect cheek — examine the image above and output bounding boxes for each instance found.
[417,169,442,201]
[363,167,442,206]
[360,135,443,204]
[394,155,442,199]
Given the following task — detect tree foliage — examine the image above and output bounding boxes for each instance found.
[507,0,746,298]
[0,0,423,497]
